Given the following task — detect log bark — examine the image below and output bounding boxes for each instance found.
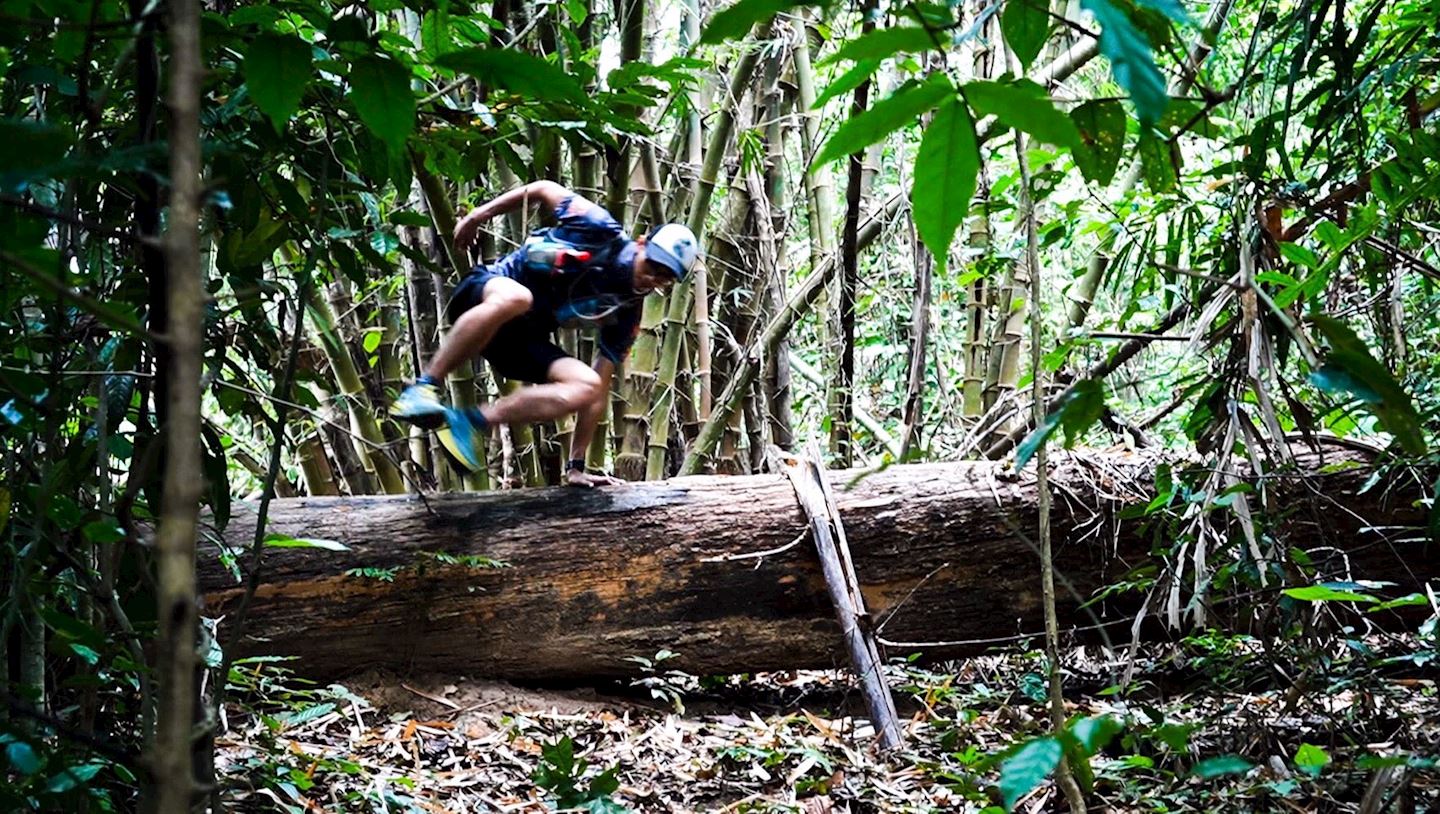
[200,449,1434,682]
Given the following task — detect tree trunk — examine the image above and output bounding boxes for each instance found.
[829,6,875,467]
[149,0,202,805]
[199,449,1430,682]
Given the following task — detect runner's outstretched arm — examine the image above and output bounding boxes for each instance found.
[453,181,596,255]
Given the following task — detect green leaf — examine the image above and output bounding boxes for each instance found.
[1069,715,1123,755]
[263,533,350,552]
[1015,379,1105,469]
[82,519,125,544]
[1001,0,1050,70]
[1309,315,1426,455]
[1000,737,1062,810]
[813,59,882,109]
[1278,242,1319,270]
[389,211,433,227]
[701,0,804,43]
[45,762,104,794]
[6,740,41,775]
[363,330,383,354]
[437,48,585,103]
[1283,585,1378,603]
[1081,0,1168,125]
[1294,743,1330,777]
[912,97,978,263]
[821,27,939,65]
[0,119,71,187]
[244,34,313,131]
[1069,99,1126,186]
[1135,0,1190,25]
[813,75,952,166]
[964,79,1082,150]
[1137,130,1177,192]
[348,56,415,152]
[1190,755,1253,779]
[1369,592,1428,611]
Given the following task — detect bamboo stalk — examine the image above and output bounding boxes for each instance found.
[788,353,899,458]
[644,39,764,480]
[681,193,904,475]
[304,288,406,494]
[413,158,487,491]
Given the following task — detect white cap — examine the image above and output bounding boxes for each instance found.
[645,223,701,280]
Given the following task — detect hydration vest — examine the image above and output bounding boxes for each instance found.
[518,225,629,328]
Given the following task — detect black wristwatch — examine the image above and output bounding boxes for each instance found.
[567,458,586,473]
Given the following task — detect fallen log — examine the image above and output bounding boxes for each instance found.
[200,448,1434,681]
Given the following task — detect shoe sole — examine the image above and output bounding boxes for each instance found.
[390,408,447,431]
[436,426,483,473]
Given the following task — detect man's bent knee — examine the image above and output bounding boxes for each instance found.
[548,359,603,412]
[481,276,533,319]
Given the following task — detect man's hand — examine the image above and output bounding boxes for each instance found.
[564,469,626,489]
[453,208,487,257]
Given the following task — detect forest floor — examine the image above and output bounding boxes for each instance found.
[215,633,1438,813]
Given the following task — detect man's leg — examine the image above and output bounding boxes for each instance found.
[392,276,532,427]
[439,356,601,473]
[480,356,602,425]
[427,277,532,381]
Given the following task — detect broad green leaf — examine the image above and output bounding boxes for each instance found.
[820,27,940,64]
[263,533,351,552]
[1294,743,1330,777]
[45,762,104,794]
[421,10,453,60]
[348,56,415,151]
[363,330,383,354]
[82,519,125,543]
[1278,242,1319,270]
[1069,715,1123,754]
[964,79,1082,150]
[912,97,978,263]
[701,0,804,43]
[437,48,585,103]
[0,119,70,187]
[1070,99,1125,186]
[1309,315,1426,455]
[1015,379,1105,469]
[1000,737,1062,810]
[1136,0,1190,24]
[814,59,882,109]
[1190,755,1252,779]
[813,75,952,166]
[1001,0,1050,70]
[244,34,312,131]
[1081,0,1168,125]
[6,740,41,775]
[1370,593,1428,611]
[1283,585,1378,603]
[1137,130,1177,192]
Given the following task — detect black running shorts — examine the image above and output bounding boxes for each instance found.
[446,268,571,385]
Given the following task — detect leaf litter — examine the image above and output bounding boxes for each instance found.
[216,631,1439,813]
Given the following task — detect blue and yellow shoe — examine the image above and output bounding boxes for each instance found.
[389,381,447,429]
[436,407,488,473]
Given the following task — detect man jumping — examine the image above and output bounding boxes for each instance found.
[390,180,700,487]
